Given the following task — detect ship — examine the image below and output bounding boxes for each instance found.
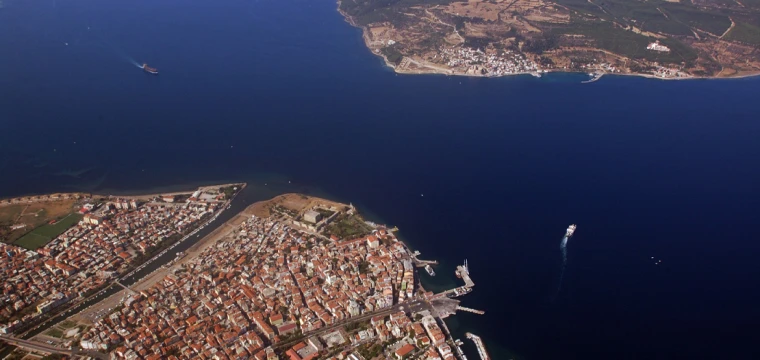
[424,264,436,277]
[449,287,472,297]
[142,64,158,75]
[566,224,577,238]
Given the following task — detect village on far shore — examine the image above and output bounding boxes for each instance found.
[340,0,760,81]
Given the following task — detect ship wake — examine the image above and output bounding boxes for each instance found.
[96,37,142,69]
[552,236,569,301]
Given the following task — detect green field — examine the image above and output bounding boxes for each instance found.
[14,213,83,250]
[325,214,373,240]
[59,320,77,329]
[44,328,64,338]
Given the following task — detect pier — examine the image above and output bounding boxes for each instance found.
[414,259,439,267]
[431,260,476,299]
[456,306,485,315]
[466,332,490,360]
[456,259,474,287]
[411,251,439,267]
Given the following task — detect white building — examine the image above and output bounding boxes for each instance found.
[647,41,671,52]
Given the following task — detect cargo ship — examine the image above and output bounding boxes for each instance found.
[142,64,158,75]
[566,224,576,238]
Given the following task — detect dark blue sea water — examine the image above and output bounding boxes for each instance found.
[2,0,760,359]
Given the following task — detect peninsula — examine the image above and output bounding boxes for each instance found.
[1,191,482,360]
[338,0,760,79]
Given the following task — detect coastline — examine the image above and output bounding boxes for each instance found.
[337,1,760,82]
[0,182,246,203]
[62,192,477,359]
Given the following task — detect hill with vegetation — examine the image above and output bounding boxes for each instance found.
[338,0,760,78]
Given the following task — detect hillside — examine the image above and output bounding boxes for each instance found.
[338,0,760,78]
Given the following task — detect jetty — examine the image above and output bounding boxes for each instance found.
[415,259,439,267]
[582,72,603,83]
[466,332,490,360]
[411,250,439,267]
[456,306,485,315]
[456,259,474,287]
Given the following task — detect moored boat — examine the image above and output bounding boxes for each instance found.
[425,264,436,276]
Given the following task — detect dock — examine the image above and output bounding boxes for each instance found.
[411,251,439,267]
[456,259,474,287]
[456,306,485,315]
[430,260,476,299]
[466,332,490,360]
[415,259,439,267]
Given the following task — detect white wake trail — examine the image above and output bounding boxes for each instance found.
[95,36,142,69]
[552,236,569,301]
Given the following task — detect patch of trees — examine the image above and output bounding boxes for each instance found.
[358,343,384,359]
[538,56,555,66]
[463,36,494,50]
[381,46,404,65]
[522,34,559,54]
[340,0,457,27]
[628,63,656,73]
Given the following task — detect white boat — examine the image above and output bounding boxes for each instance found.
[424,265,436,276]
[566,224,577,238]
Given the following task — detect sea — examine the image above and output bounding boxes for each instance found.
[1,0,760,359]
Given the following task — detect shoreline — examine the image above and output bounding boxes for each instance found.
[108,182,245,201]
[0,182,247,203]
[337,1,760,82]
[381,48,760,81]
[68,192,474,358]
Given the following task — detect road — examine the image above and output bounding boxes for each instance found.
[273,299,430,351]
[0,335,107,360]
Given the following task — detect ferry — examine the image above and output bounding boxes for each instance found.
[142,64,158,75]
[566,224,577,238]
[425,264,436,277]
[449,287,472,297]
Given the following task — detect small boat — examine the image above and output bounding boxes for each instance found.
[142,64,158,75]
[425,264,436,276]
[566,224,577,238]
